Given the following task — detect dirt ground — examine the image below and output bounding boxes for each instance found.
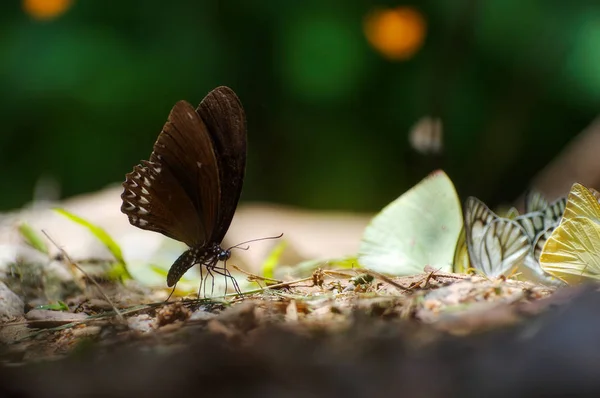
[2,267,599,398]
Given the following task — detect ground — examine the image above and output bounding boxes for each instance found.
[3,268,597,397]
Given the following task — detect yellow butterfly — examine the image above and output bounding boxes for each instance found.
[540,183,600,284]
[454,197,531,278]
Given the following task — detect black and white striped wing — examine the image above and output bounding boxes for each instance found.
[464,197,531,278]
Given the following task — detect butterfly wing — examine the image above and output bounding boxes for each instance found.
[540,217,600,284]
[515,225,565,286]
[121,160,201,246]
[453,227,470,273]
[516,195,566,240]
[464,197,530,277]
[524,190,548,213]
[196,86,247,243]
[562,183,600,222]
[515,212,547,242]
[544,196,567,224]
[512,193,566,283]
[122,100,220,247]
[358,170,462,275]
[503,207,520,219]
[538,183,600,285]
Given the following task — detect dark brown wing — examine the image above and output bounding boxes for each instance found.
[121,100,220,247]
[121,160,200,246]
[197,86,247,243]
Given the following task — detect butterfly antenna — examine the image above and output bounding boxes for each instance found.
[228,233,284,250]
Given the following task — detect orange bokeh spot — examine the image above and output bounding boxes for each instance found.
[23,0,73,20]
[364,6,426,61]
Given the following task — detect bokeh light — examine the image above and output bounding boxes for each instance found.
[0,1,598,211]
[23,0,73,20]
[364,6,426,61]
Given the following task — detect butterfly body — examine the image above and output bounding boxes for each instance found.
[121,86,246,293]
[167,243,231,287]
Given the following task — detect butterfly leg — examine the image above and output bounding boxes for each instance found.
[210,262,242,296]
[197,262,207,298]
[165,285,177,302]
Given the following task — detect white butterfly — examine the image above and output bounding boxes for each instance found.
[458,197,531,278]
[358,170,462,275]
[514,192,567,284]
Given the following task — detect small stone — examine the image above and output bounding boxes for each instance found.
[127,314,155,333]
[71,325,102,338]
[0,281,24,322]
[25,309,87,328]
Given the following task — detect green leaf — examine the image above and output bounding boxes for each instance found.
[261,240,288,279]
[54,208,132,281]
[18,223,49,254]
[36,301,69,311]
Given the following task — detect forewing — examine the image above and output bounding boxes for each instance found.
[464,197,496,270]
[516,196,565,242]
[524,190,548,213]
[544,196,567,225]
[122,100,220,246]
[150,100,221,245]
[515,211,546,241]
[562,183,600,222]
[358,170,462,275]
[465,197,530,277]
[197,86,247,242]
[480,219,530,277]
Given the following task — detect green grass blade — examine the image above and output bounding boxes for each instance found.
[261,240,288,279]
[54,208,132,281]
[36,301,69,311]
[18,223,49,254]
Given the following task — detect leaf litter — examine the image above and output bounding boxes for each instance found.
[1,253,557,365]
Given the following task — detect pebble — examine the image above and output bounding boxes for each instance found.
[0,281,24,322]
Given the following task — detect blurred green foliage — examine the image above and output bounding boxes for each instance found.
[1,1,598,211]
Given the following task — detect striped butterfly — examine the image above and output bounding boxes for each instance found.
[514,191,567,284]
[540,183,600,284]
[454,197,531,278]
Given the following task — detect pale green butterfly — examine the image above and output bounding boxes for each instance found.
[358,170,462,275]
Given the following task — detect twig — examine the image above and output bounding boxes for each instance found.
[42,230,124,322]
[321,270,357,278]
[362,269,410,292]
[230,264,283,284]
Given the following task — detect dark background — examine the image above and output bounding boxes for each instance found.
[1,0,598,212]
